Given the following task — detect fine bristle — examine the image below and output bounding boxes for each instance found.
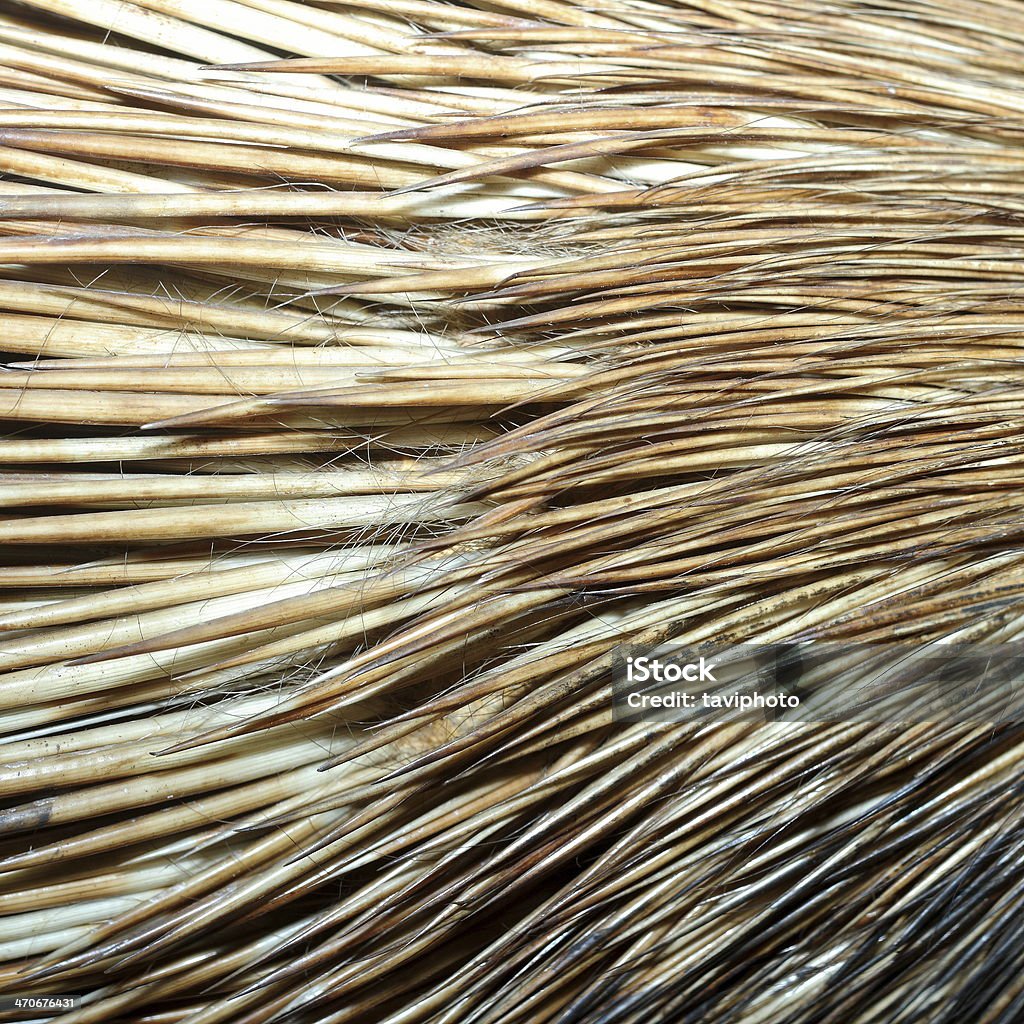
[1,1,1024,1022]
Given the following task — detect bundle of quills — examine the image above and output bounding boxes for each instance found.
[3,0,1024,1020]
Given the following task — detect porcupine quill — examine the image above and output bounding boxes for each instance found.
[1,0,1024,1022]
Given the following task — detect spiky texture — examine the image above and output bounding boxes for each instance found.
[1,1,1024,1022]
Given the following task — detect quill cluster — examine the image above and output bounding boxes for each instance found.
[1,0,1024,1021]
